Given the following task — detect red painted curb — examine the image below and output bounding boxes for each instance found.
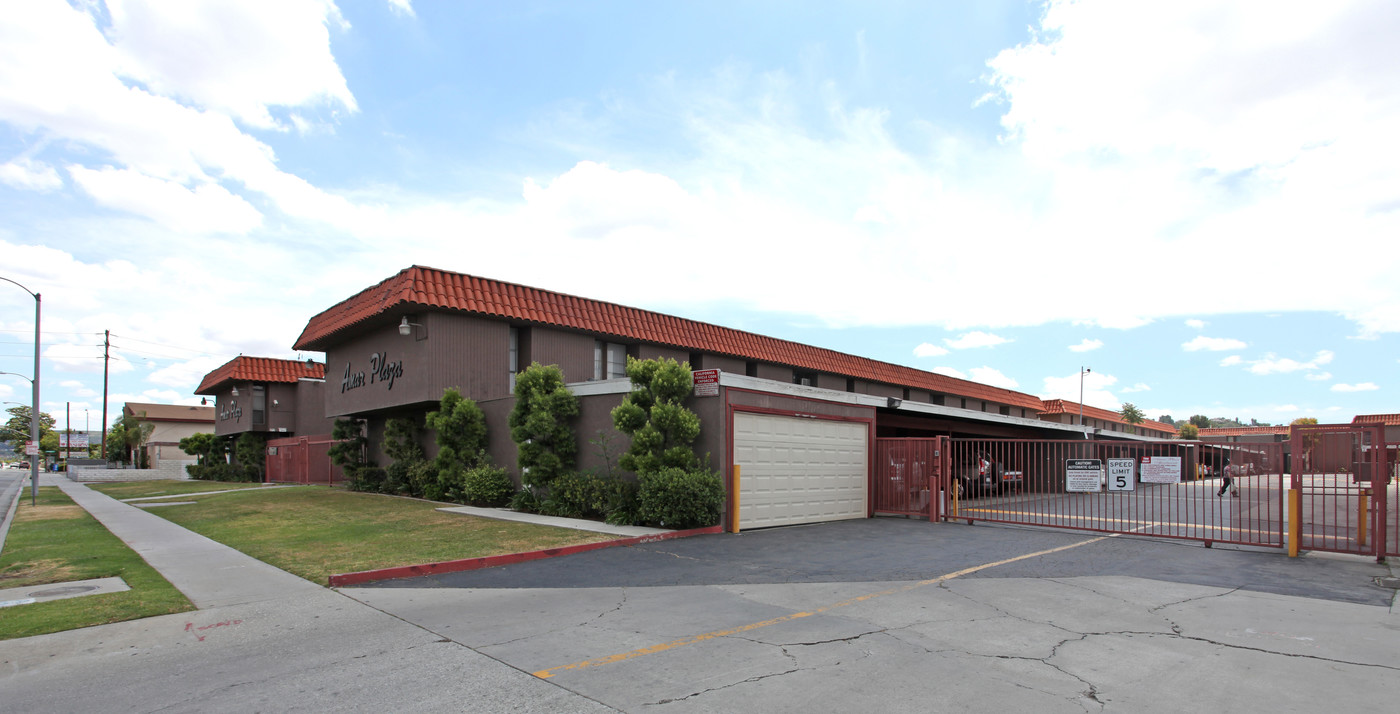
[328,525,724,587]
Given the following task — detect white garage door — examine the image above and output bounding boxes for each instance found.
[734,412,868,529]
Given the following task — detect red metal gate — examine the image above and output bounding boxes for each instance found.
[1289,423,1392,560]
[937,438,1287,548]
[265,435,342,485]
[873,437,948,518]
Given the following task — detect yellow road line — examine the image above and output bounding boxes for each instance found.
[531,535,1108,679]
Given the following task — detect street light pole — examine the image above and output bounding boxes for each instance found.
[0,276,40,506]
[1079,366,1091,440]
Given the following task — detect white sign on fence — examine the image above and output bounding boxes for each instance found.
[1107,458,1136,491]
[1066,459,1102,492]
[693,369,720,397]
[1140,455,1182,484]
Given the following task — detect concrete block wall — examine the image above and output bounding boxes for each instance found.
[69,460,194,482]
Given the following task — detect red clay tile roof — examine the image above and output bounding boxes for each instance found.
[1353,413,1400,426]
[196,356,326,395]
[293,265,1045,410]
[1197,426,1292,437]
[1039,399,1176,436]
[123,402,215,423]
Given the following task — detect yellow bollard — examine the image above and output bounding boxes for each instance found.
[1287,487,1301,558]
[1357,489,1369,548]
[730,465,741,533]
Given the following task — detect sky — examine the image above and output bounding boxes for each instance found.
[0,0,1396,435]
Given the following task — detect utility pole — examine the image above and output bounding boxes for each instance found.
[101,329,109,460]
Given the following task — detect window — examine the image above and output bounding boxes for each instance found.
[930,394,945,406]
[846,377,856,392]
[793,370,816,387]
[960,398,967,410]
[999,406,1011,416]
[252,385,266,425]
[509,327,519,391]
[745,361,758,377]
[595,340,627,380]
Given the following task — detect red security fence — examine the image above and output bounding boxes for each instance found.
[942,438,1287,548]
[265,435,343,485]
[872,427,1395,561]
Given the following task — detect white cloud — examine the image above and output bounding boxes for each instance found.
[1185,319,1205,329]
[1246,350,1334,375]
[385,0,416,18]
[0,158,62,191]
[968,367,1018,389]
[1219,355,1243,366]
[1121,383,1151,393]
[932,366,967,379]
[1041,371,1120,411]
[1068,338,1102,352]
[945,331,1010,350]
[147,356,228,389]
[1305,372,1333,381]
[1331,382,1378,392]
[69,165,263,234]
[1183,336,1247,352]
[913,342,949,357]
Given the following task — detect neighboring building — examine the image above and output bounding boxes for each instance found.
[1352,413,1400,444]
[1037,399,1176,438]
[266,264,1179,530]
[121,402,215,467]
[1196,425,1292,444]
[194,356,330,439]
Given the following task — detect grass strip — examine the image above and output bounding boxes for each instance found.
[88,479,274,500]
[151,486,615,584]
[0,487,194,640]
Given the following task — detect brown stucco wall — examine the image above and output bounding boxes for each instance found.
[528,327,595,383]
[754,363,793,383]
[816,374,848,391]
[693,354,746,374]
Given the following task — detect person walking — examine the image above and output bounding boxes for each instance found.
[1217,452,1237,497]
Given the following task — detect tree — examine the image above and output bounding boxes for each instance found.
[234,432,267,480]
[177,432,222,465]
[327,418,368,473]
[1290,417,1319,426]
[611,356,701,475]
[1188,414,1211,429]
[2,405,55,453]
[1178,424,1199,440]
[1156,415,1175,427]
[1119,403,1145,433]
[509,363,579,490]
[107,412,154,467]
[426,389,488,499]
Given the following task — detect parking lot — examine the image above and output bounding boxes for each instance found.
[343,518,1399,712]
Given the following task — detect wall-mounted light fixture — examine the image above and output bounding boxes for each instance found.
[231,386,239,396]
[887,397,902,409]
[200,397,210,405]
[272,399,279,406]
[399,315,426,338]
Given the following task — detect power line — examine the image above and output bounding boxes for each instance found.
[109,333,227,358]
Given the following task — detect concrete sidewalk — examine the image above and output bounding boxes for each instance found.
[1,476,615,713]
[51,477,323,608]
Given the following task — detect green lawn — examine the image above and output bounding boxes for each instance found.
[0,487,194,640]
[88,479,276,500]
[149,486,614,584]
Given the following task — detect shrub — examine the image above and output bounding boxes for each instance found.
[636,467,723,529]
[456,463,514,506]
[328,419,369,476]
[510,488,542,513]
[410,461,443,501]
[188,462,260,482]
[382,461,411,495]
[349,466,387,493]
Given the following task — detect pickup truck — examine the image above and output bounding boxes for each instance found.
[956,450,1023,497]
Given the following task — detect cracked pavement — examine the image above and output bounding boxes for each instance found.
[341,519,1399,712]
[3,513,1396,712]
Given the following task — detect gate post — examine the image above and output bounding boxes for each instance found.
[1287,485,1301,558]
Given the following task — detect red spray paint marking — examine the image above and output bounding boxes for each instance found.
[184,619,243,642]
